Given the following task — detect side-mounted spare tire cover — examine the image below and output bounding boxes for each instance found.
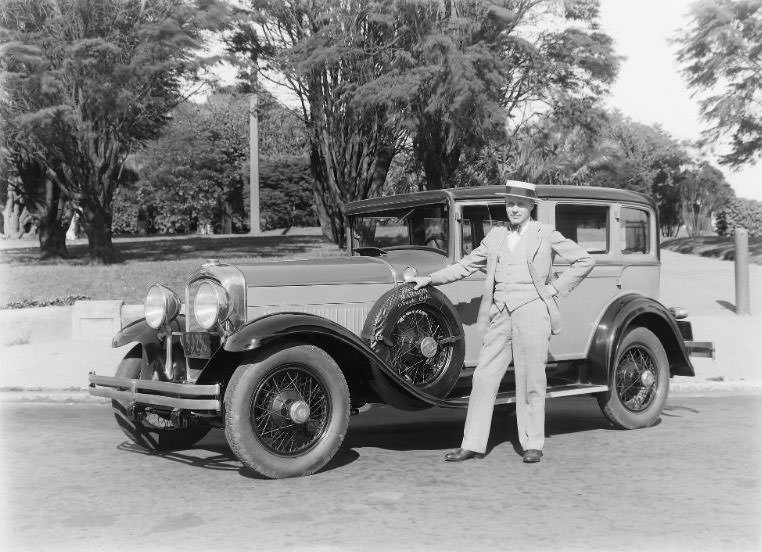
[362,283,465,398]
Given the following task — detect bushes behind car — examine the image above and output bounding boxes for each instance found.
[112,155,318,235]
[715,197,762,238]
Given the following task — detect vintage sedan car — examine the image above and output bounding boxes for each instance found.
[89,184,713,478]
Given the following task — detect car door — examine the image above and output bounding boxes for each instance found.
[453,202,509,366]
[547,201,617,360]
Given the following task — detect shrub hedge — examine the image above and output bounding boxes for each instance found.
[715,197,762,238]
[113,155,317,235]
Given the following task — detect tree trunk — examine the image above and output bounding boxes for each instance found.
[80,200,120,263]
[221,196,233,234]
[2,192,15,236]
[3,188,24,237]
[309,143,346,247]
[38,179,71,260]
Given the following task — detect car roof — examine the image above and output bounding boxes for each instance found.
[345,185,656,215]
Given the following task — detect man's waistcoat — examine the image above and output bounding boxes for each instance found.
[493,233,541,311]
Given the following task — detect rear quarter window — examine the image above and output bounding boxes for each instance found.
[620,207,650,254]
[555,204,609,254]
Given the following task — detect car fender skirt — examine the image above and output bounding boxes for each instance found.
[221,312,462,410]
[588,294,694,382]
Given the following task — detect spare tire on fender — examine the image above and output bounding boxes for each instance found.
[362,283,465,398]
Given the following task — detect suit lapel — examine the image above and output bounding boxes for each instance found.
[525,220,542,262]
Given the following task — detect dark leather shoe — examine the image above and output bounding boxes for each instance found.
[444,448,484,462]
[523,449,543,463]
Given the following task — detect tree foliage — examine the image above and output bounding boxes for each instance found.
[120,89,311,234]
[676,0,762,168]
[0,0,230,262]
[715,197,762,238]
[230,0,619,246]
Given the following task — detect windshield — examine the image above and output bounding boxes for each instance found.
[350,204,449,255]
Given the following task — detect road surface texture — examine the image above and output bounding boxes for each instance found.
[1,395,760,552]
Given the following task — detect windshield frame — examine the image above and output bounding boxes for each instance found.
[348,201,451,257]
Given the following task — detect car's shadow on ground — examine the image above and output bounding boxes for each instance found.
[116,433,361,479]
[114,397,698,476]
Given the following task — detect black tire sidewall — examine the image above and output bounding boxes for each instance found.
[224,342,350,479]
[111,349,210,450]
[363,283,465,398]
[598,327,670,429]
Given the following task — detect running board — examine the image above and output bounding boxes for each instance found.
[444,384,609,407]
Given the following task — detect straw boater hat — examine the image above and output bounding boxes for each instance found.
[496,180,538,202]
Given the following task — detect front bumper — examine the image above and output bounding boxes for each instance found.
[88,373,221,411]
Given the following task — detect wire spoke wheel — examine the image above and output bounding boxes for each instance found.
[387,307,453,387]
[225,343,350,478]
[615,346,658,412]
[250,364,330,456]
[597,327,669,429]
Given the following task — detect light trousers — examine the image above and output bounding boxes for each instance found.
[460,298,551,453]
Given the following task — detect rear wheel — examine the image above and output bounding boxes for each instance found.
[111,346,210,451]
[597,327,669,429]
[224,342,350,479]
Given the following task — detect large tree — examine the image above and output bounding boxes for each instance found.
[231,0,619,246]
[676,0,762,168]
[231,0,402,247]
[677,161,735,237]
[0,0,229,262]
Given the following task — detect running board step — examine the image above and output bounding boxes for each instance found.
[445,384,609,407]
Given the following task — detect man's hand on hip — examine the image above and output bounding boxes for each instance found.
[411,276,432,290]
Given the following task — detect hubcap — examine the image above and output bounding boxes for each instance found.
[288,400,311,424]
[419,336,438,358]
[640,370,655,388]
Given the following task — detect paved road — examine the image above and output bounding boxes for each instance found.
[1,395,760,552]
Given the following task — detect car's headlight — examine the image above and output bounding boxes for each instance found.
[145,284,181,329]
[194,281,230,330]
[402,266,418,282]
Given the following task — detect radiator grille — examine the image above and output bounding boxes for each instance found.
[247,304,371,335]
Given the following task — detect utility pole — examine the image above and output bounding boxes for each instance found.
[249,72,261,235]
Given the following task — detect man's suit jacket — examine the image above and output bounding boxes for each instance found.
[429,221,595,335]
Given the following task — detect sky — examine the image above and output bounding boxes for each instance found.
[598,0,762,201]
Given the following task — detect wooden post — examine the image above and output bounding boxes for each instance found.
[734,227,750,315]
[249,92,260,235]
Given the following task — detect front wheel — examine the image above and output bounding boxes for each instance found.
[224,342,350,479]
[597,327,670,429]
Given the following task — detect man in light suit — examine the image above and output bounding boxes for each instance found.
[412,180,594,463]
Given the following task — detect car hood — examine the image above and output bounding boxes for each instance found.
[236,256,397,287]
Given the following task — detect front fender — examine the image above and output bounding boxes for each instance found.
[112,315,185,348]
[214,312,457,410]
[587,294,694,384]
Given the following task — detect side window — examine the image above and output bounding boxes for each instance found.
[460,204,508,255]
[620,207,650,254]
[555,204,609,254]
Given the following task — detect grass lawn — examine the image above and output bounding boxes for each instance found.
[0,230,342,306]
[661,235,762,264]
[3,231,759,308]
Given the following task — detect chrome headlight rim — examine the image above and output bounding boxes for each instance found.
[144,284,181,329]
[402,266,419,282]
[193,281,230,330]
